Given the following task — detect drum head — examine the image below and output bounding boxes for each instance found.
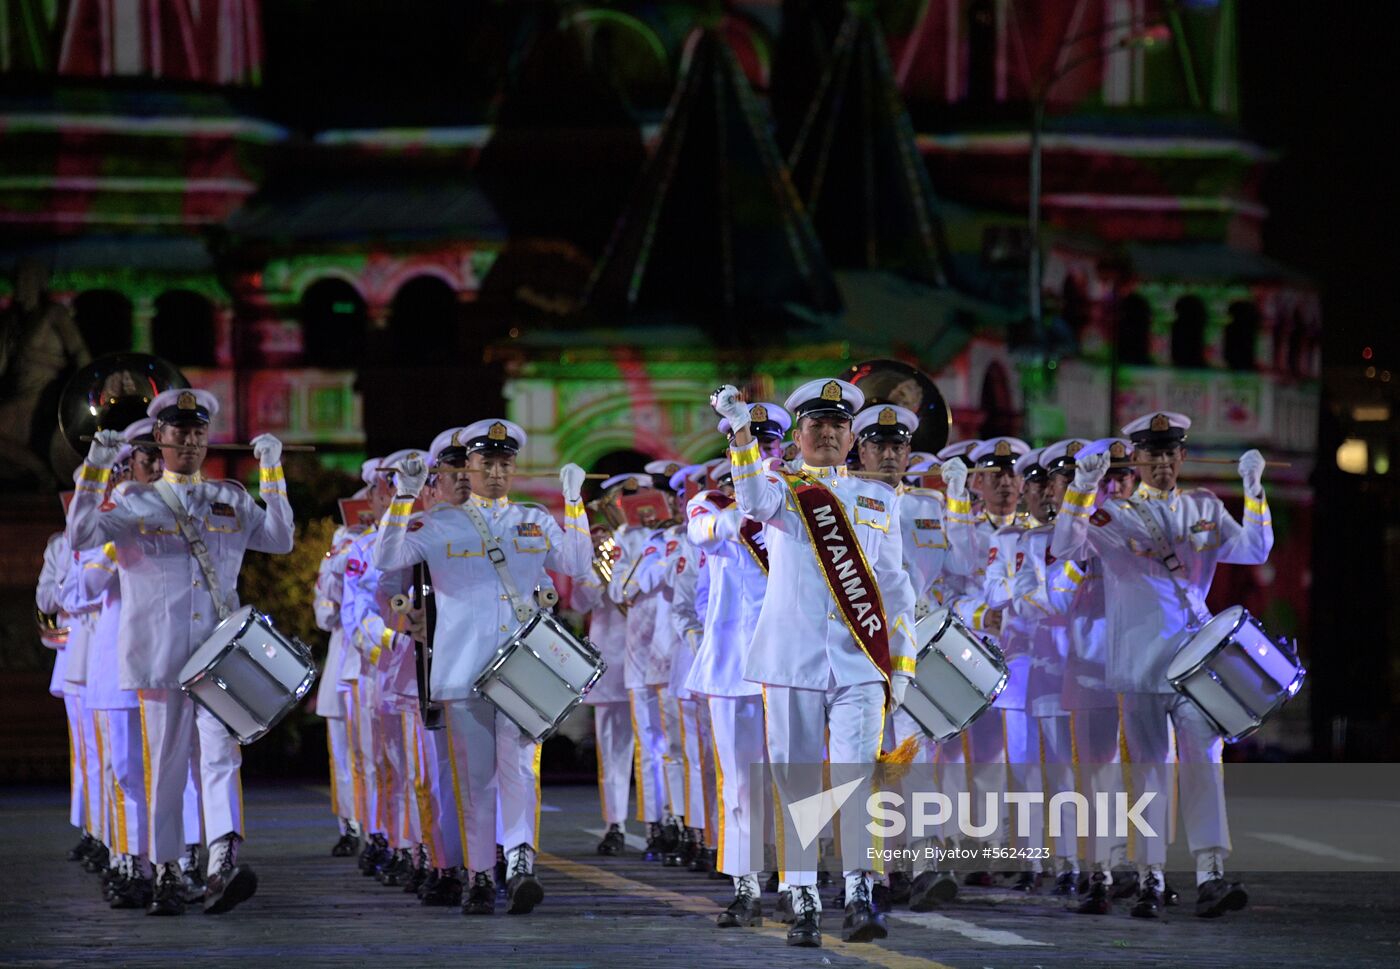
[178,605,255,682]
[1166,606,1244,679]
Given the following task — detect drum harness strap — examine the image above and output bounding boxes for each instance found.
[1126,498,1209,632]
[154,479,233,622]
[461,502,536,624]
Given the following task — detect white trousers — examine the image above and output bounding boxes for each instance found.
[1069,707,1124,868]
[183,756,203,846]
[63,693,87,831]
[418,716,462,869]
[682,698,716,837]
[592,703,634,827]
[628,687,667,824]
[345,681,382,834]
[764,681,885,885]
[98,709,147,858]
[708,694,766,877]
[1121,692,1229,867]
[377,710,413,849]
[137,689,242,865]
[937,709,1009,848]
[883,709,938,868]
[658,689,686,821]
[325,716,355,825]
[441,696,540,875]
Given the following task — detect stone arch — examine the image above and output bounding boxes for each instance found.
[300,277,368,368]
[72,289,133,357]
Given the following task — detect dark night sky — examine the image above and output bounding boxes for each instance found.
[1238,0,1400,369]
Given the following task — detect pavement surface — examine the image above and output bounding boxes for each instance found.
[2,782,1399,969]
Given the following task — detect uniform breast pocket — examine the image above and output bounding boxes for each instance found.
[204,513,242,535]
[445,541,484,559]
[854,507,890,533]
[1188,528,1220,553]
[513,537,549,555]
[911,525,946,549]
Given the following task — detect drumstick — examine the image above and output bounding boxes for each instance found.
[1113,458,1291,469]
[850,467,999,480]
[375,466,608,479]
[81,436,316,452]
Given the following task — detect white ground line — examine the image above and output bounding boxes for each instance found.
[892,911,1053,947]
[1247,832,1388,864]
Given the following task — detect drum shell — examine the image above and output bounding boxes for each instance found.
[472,611,605,742]
[901,609,1009,742]
[1167,607,1305,743]
[178,605,318,744]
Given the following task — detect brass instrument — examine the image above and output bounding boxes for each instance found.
[36,606,69,648]
[59,353,188,456]
[592,533,628,616]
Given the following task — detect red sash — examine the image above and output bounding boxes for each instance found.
[783,473,893,693]
[706,492,769,574]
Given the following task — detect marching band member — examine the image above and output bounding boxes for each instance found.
[851,403,960,910]
[68,388,292,915]
[374,419,590,916]
[686,403,786,928]
[1052,412,1272,919]
[1042,438,1136,914]
[37,513,83,861]
[663,464,715,871]
[61,513,108,880]
[342,449,421,885]
[572,517,635,856]
[1003,440,1087,896]
[714,379,917,948]
[607,474,675,862]
[941,437,1035,886]
[634,460,692,867]
[314,476,371,859]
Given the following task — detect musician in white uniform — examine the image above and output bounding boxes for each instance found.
[1038,437,1136,914]
[37,519,84,860]
[375,419,590,916]
[1051,411,1272,919]
[850,403,962,910]
[941,438,1036,886]
[314,469,373,860]
[68,388,292,915]
[687,402,786,927]
[571,517,635,856]
[714,378,917,948]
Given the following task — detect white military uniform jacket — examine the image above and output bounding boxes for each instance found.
[1042,553,1116,710]
[373,493,590,702]
[37,532,72,697]
[729,448,917,690]
[342,526,414,713]
[945,502,1037,708]
[665,530,704,699]
[78,542,139,711]
[684,490,766,698]
[67,466,294,690]
[608,524,662,691]
[897,486,950,611]
[572,567,629,705]
[1051,481,1273,694]
[313,523,363,715]
[60,546,105,688]
[1005,524,1071,717]
[633,525,683,687]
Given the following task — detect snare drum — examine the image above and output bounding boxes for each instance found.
[472,610,606,742]
[1166,605,1305,743]
[178,605,319,744]
[900,607,1009,742]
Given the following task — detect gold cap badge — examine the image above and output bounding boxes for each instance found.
[1066,441,1083,456]
[820,380,842,402]
[450,430,463,446]
[994,440,1011,457]
[878,407,897,426]
[1150,413,1171,432]
[487,422,508,441]
[1110,442,1127,458]
[750,404,768,423]
[665,463,680,476]
[176,391,197,411]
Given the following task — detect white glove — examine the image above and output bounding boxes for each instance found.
[86,429,124,469]
[560,462,586,503]
[250,433,283,468]
[396,456,428,498]
[1238,449,1265,498]
[940,459,968,500]
[891,673,912,709]
[709,384,750,433]
[1074,451,1110,491]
